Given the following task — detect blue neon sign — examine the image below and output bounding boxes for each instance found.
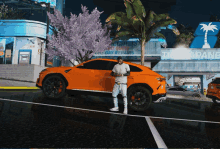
[31,0,56,8]
[190,22,220,48]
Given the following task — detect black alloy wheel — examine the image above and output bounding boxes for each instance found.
[212,97,220,104]
[128,86,152,111]
[42,75,67,99]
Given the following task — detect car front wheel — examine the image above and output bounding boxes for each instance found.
[212,97,220,104]
[128,86,152,111]
[42,75,67,99]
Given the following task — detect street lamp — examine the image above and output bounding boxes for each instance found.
[40,2,50,67]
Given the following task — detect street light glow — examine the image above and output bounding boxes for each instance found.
[170,48,192,60]
[41,4,46,7]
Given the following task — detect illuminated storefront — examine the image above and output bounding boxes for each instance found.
[0,20,53,66]
[92,38,167,68]
[93,22,220,94]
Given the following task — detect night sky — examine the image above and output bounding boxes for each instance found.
[63,0,218,47]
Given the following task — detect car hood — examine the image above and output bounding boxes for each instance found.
[45,66,73,72]
[142,69,165,78]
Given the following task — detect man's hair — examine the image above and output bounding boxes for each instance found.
[117,56,123,60]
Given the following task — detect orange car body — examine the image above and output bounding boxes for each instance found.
[207,77,220,100]
[36,58,166,101]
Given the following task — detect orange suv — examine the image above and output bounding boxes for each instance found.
[36,58,166,111]
[207,77,220,104]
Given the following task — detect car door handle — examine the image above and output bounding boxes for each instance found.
[128,76,133,79]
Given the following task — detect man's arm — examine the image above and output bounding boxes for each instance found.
[123,64,130,76]
[111,71,130,77]
[123,71,130,76]
[111,71,119,77]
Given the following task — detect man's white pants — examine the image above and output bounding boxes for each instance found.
[112,83,127,108]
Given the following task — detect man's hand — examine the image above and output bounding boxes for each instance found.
[114,73,123,77]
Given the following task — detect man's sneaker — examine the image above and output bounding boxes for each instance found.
[123,108,128,114]
[110,107,119,111]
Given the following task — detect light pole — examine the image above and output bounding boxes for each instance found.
[40,2,50,67]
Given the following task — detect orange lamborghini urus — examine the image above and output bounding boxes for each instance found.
[36,58,166,111]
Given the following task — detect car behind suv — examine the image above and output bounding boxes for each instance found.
[36,58,166,111]
[207,77,220,104]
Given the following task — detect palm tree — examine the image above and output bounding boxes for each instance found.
[105,0,178,65]
[200,22,218,48]
[173,24,194,48]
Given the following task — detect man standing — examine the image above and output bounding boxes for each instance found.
[110,56,130,114]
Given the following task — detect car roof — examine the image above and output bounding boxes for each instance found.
[77,58,165,78]
[82,58,150,69]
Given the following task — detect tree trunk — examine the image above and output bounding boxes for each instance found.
[141,38,145,66]
[204,31,208,44]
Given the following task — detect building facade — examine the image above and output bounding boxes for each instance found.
[0,19,53,66]
[0,0,65,67]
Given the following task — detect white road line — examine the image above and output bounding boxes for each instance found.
[0,98,220,124]
[145,117,167,148]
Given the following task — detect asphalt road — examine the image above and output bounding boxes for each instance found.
[0,90,220,148]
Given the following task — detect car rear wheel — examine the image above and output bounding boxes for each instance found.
[42,75,66,99]
[212,97,220,104]
[128,86,152,111]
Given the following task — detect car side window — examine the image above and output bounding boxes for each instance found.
[212,79,220,84]
[129,65,142,72]
[177,88,184,91]
[107,61,118,70]
[77,60,110,70]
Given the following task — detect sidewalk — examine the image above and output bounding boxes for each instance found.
[166,94,212,102]
[0,78,40,90]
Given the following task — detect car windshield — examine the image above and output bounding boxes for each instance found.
[211,78,220,84]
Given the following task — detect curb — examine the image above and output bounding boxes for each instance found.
[0,86,40,91]
[0,86,40,89]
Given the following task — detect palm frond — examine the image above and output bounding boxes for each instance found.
[124,0,136,20]
[131,0,146,19]
[105,12,127,23]
[153,13,170,22]
[144,10,156,29]
[154,32,166,39]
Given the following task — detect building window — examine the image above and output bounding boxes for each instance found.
[0,37,14,64]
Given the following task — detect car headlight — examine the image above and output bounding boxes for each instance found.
[211,86,214,89]
[161,85,163,89]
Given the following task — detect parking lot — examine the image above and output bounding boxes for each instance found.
[0,90,219,148]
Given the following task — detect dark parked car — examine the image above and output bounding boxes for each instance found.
[167,86,201,98]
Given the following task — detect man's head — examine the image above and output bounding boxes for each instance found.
[117,56,123,64]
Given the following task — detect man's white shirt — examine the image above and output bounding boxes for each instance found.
[112,63,130,84]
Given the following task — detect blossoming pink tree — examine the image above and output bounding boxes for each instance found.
[45,5,112,66]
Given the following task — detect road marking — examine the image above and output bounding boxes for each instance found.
[0,98,220,124]
[145,117,167,148]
